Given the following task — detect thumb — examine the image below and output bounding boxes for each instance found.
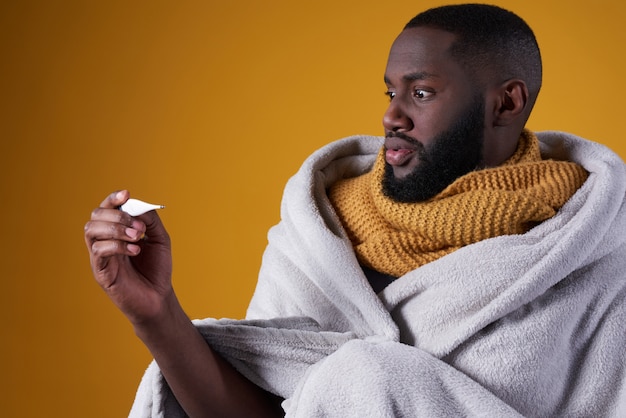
[136,210,171,246]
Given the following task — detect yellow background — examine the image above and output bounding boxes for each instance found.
[1,0,624,416]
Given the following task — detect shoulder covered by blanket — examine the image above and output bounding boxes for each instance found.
[130,131,626,417]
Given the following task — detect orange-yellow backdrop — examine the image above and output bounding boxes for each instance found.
[1,0,624,416]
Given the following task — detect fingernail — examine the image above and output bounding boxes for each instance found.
[127,243,140,255]
[125,228,139,239]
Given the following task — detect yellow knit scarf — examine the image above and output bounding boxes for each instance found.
[328,130,588,278]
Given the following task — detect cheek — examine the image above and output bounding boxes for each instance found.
[409,107,454,142]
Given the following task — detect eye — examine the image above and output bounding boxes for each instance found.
[414,89,434,100]
[384,90,396,101]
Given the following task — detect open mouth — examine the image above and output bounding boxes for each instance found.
[384,137,419,166]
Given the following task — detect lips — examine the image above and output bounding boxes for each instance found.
[386,148,416,166]
[384,137,419,167]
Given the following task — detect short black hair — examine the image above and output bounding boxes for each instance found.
[405,4,542,101]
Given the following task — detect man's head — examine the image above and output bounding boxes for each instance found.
[381,4,542,202]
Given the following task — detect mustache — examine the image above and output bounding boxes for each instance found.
[385,131,422,148]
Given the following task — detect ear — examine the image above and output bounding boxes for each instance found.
[492,79,529,127]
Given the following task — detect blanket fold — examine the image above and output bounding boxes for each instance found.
[129,132,626,417]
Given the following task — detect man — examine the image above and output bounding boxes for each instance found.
[85,4,626,417]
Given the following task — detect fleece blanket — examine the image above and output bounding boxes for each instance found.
[130,132,626,417]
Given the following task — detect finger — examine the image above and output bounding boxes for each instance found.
[90,239,141,264]
[135,210,170,246]
[84,218,146,247]
[89,204,145,228]
[99,189,130,209]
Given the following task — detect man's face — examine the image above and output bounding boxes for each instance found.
[382,27,486,202]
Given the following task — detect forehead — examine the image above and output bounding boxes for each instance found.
[385,27,464,83]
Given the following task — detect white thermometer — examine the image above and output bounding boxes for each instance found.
[120,198,165,216]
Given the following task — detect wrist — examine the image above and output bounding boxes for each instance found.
[132,292,189,344]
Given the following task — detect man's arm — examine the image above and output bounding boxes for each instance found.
[84,190,281,417]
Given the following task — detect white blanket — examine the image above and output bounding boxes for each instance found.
[130,132,626,417]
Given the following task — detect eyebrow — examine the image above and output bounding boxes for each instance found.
[384,71,439,84]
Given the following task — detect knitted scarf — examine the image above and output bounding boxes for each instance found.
[328,130,589,278]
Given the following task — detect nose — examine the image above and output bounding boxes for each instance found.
[382,100,413,132]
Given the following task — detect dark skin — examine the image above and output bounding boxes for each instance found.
[84,190,282,417]
[383,27,530,177]
[84,27,532,417]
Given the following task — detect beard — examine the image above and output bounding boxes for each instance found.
[382,95,485,203]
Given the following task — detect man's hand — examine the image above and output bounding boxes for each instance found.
[84,190,173,325]
[84,190,282,417]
